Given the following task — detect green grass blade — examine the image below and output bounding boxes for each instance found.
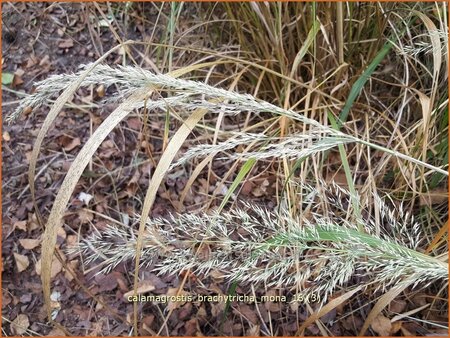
[219,280,239,332]
[290,19,320,77]
[338,41,393,127]
[329,112,363,232]
[218,158,256,213]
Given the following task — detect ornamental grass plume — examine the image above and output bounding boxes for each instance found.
[9,63,447,175]
[70,181,448,303]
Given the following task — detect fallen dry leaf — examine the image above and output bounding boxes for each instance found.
[126,117,142,130]
[35,256,63,278]
[251,185,266,197]
[419,188,448,205]
[264,289,282,312]
[66,234,78,248]
[236,304,258,325]
[12,74,23,87]
[370,314,392,336]
[389,299,407,313]
[19,238,41,250]
[178,302,192,320]
[241,180,255,196]
[25,54,39,68]
[22,105,33,116]
[13,253,29,272]
[184,318,198,336]
[101,139,115,148]
[28,214,40,231]
[96,273,119,292]
[64,260,79,281]
[58,39,74,49]
[3,293,12,308]
[39,55,51,68]
[14,68,25,77]
[210,301,224,317]
[77,209,93,224]
[326,171,348,185]
[141,315,155,335]
[47,327,66,336]
[320,307,337,324]
[123,280,156,299]
[10,314,30,335]
[166,287,190,311]
[390,321,403,335]
[13,220,27,232]
[90,320,104,336]
[62,136,81,151]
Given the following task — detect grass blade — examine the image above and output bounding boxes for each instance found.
[338,41,393,127]
[40,89,148,321]
[359,277,415,336]
[132,105,213,333]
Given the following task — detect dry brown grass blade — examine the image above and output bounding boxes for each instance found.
[425,221,448,254]
[28,40,134,226]
[412,10,442,94]
[132,105,213,334]
[411,10,442,182]
[179,155,214,207]
[296,286,363,335]
[358,277,415,336]
[40,89,149,321]
[336,2,344,64]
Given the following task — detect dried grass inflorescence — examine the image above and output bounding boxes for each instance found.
[9,63,447,175]
[70,182,447,303]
